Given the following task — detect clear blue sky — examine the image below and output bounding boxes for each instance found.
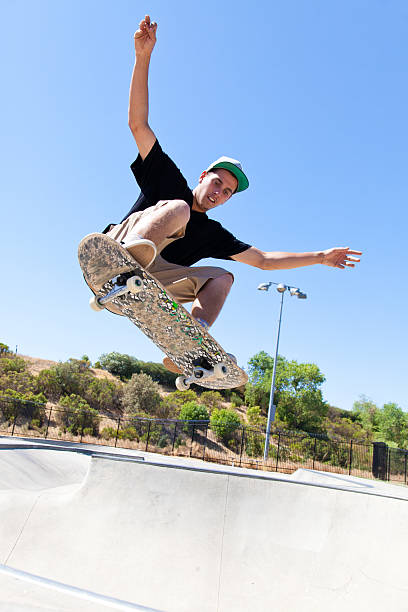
[1,0,407,413]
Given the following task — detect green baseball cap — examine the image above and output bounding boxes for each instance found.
[206,156,249,193]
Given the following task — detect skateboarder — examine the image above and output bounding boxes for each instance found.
[103,15,361,369]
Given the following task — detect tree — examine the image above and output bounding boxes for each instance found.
[352,396,380,437]
[377,403,408,448]
[245,351,328,433]
[98,352,138,380]
[122,373,161,416]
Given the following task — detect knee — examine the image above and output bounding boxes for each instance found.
[166,199,190,225]
[219,272,234,291]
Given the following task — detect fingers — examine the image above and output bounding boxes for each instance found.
[134,16,157,43]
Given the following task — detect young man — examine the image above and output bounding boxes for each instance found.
[104,15,361,370]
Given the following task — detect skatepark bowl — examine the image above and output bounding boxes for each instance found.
[1,437,408,612]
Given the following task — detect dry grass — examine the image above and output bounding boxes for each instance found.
[18,354,118,382]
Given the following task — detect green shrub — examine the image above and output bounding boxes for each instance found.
[100,426,117,440]
[122,373,161,416]
[199,390,223,411]
[179,401,209,422]
[0,357,26,374]
[57,394,100,436]
[230,392,244,408]
[210,408,241,446]
[0,391,46,424]
[84,378,123,412]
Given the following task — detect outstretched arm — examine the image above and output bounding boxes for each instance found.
[128,15,158,159]
[231,246,362,270]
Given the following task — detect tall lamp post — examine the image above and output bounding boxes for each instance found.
[257,282,307,460]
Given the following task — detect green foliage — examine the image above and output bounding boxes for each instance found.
[230,392,244,408]
[200,390,224,412]
[245,352,328,433]
[159,389,198,419]
[0,357,26,374]
[122,373,161,416]
[0,392,46,425]
[246,406,266,429]
[210,408,241,447]
[324,405,371,442]
[36,360,91,399]
[83,378,123,412]
[57,394,100,436]
[0,343,11,355]
[98,352,177,385]
[179,401,209,422]
[376,403,408,448]
[0,368,38,397]
[352,397,380,436]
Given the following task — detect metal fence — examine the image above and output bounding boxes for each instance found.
[0,397,406,484]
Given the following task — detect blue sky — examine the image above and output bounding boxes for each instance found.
[1,0,407,413]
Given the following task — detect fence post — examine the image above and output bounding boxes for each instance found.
[405,452,407,486]
[114,418,121,448]
[312,437,317,470]
[275,432,281,472]
[372,442,388,480]
[44,406,52,439]
[171,422,178,454]
[145,421,151,451]
[348,440,353,475]
[11,400,18,436]
[202,423,209,461]
[190,423,196,457]
[239,427,245,467]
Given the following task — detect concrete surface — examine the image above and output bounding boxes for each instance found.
[0,436,407,611]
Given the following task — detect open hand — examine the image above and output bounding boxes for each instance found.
[134,15,157,56]
[321,247,362,269]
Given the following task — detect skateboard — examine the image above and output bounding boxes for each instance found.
[78,233,248,391]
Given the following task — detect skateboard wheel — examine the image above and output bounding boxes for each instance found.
[176,376,190,391]
[214,362,228,378]
[89,295,104,311]
[127,275,144,294]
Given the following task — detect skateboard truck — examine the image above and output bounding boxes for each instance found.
[175,362,228,391]
[89,272,144,311]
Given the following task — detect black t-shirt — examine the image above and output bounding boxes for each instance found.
[118,140,251,267]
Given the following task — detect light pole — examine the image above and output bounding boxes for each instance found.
[257,282,307,460]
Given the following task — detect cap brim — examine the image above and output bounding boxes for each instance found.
[211,162,249,193]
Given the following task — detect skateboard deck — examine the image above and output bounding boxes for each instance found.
[78,233,248,390]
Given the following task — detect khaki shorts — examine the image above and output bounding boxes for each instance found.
[106,201,233,304]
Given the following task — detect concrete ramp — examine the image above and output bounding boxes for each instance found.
[1,446,407,611]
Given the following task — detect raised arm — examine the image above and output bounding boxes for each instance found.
[128,15,158,159]
[231,246,362,270]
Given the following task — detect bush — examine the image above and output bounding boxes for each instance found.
[179,401,209,421]
[98,352,178,386]
[230,392,244,408]
[0,357,26,374]
[84,378,123,412]
[122,373,161,416]
[159,389,198,419]
[0,391,46,424]
[57,394,100,436]
[199,390,223,412]
[36,361,92,401]
[210,408,241,446]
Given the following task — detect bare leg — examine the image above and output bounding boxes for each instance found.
[124,199,190,267]
[130,199,190,245]
[191,273,234,327]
